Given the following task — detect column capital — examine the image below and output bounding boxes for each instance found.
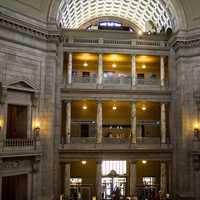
[130,160,138,164]
[96,160,102,165]
[64,100,72,104]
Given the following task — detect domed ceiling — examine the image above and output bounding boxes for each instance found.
[57,0,175,31]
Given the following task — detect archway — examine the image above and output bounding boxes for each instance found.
[48,0,187,31]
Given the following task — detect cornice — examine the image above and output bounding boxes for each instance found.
[0,12,62,43]
[169,29,200,51]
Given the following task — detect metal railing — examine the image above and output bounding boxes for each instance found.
[0,138,40,152]
[103,76,131,85]
[69,75,168,88]
[136,78,161,85]
[72,75,97,84]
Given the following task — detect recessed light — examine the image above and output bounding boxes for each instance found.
[142,64,146,69]
[142,160,147,164]
[112,63,117,68]
[83,62,88,67]
[81,161,87,165]
[112,105,117,110]
[82,105,88,110]
[142,106,147,111]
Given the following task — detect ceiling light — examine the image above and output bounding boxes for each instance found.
[142,106,147,111]
[83,62,88,67]
[142,160,147,164]
[81,161,87,165]
[112,63,117,68]
[82,105,88,110]
[142,64,146,69]
[112,105,117,110]
[138,30,143,36]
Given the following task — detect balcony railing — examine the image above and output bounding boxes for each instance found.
[0,138,40,153]
[72,75,96,84]
[70,75,167,88]
[136,78,161,85]
[103,76,131,85]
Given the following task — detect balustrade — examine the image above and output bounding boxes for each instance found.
[0,138,40,152]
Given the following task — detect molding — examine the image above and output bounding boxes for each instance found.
[170,29,200,51]
[0,12,61,43]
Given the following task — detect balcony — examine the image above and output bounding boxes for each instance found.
[64,29,169,50]
[0,138,41,157]
[69,75,168,91]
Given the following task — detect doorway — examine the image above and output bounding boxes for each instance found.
[6,104,28,139]
[2,174,28,200]
[102,177,126,199]
[81,124,89,137]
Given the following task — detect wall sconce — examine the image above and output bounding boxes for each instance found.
[194,124,200,138]
[34,122,40,137]
[0,119,3,132]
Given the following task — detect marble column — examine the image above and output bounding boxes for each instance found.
[96,160,102,200]
[66,101,71,144]
[64,162,71,199]
[27,173,32,200]
[0,176,2,200]
[161,103,167,144]
[131,55,136,88]
[68,53,72,85]
[97,54,103,87]
[131,102,137,144]
[160,162,167,197]
[96,101,103,144]
[160,56,165,87]
[129,161,137,197]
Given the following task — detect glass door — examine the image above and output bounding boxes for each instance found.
[102,177,126,199]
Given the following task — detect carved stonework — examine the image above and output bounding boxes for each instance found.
[0,13,61,42]
[0,87,7,104]
[0,160,30,170]
[193,156,200,171]
[172,39,200,52]
[32,156,41,173]
[32,92,40,107]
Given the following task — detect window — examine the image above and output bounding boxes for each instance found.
[102,161,127,176]
[142,177,156,186]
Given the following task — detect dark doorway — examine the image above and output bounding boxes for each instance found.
[81,124,89,137]
[7,105,28,139]
[2,174,28,200]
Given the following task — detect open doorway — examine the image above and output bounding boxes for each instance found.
[2,174,28,200]
[6,104,28,139]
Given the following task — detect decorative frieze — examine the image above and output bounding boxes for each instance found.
[0,160,30,170]
[0,13,60,42]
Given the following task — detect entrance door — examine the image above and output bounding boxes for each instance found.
[102,177,126,199]
[81,124,89,137]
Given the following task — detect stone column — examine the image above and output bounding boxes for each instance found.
[64,162,71,199]
[27,173,32,200]
[0,176,2,200]
[97,54,103,87]
[131,102,137,144]
[160,56,165,87]
[96,101,103,144]
[161,103,167,144]
[68,52,72,85]
[96,160,102,200]
[131,55,137,88]
[66,101,71,144]
[160,162,167,197]
[129,161,137,197]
